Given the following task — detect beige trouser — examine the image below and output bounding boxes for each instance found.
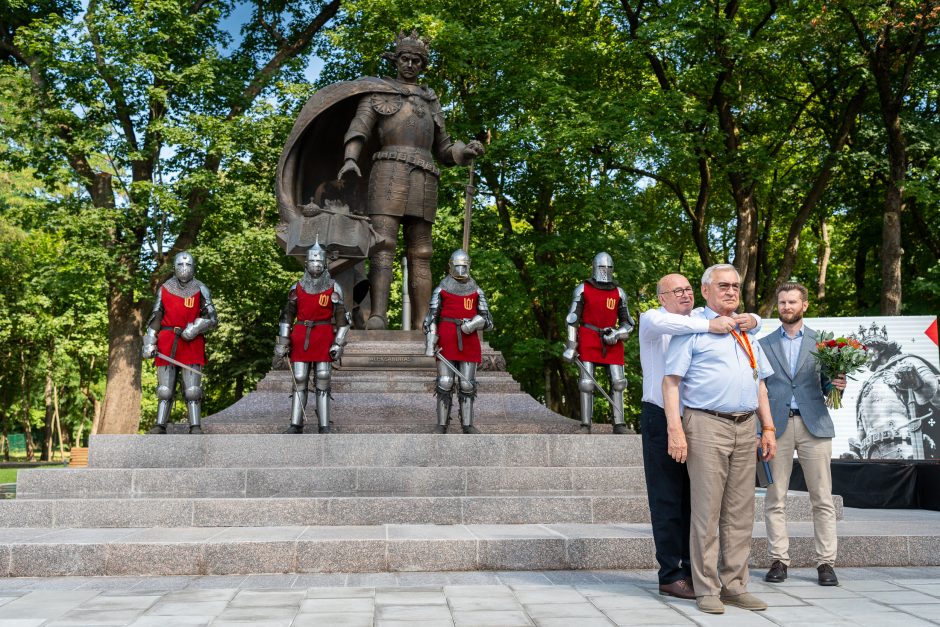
[764,415,837,566]
[684,408,757,597]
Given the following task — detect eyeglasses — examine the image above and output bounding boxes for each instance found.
[659,287,694,297]
[715,282,741,292]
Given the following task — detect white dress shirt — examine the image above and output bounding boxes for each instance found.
[639,306,709,407]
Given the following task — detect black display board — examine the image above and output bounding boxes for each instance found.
[789,459,940,510]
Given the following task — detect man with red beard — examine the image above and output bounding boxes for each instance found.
[275,240,351,434]
[759,282,845,586]
[562,252,635,434]
[143,251,217,434]
[423,249,493,434]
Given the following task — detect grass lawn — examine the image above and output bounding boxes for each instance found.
[0,468,17,483]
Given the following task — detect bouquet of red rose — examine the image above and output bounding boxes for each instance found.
[811,331,869,409]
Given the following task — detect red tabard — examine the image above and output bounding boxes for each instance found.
[290,284,336,362]
[155,287,205,367]
[577,282,623,365]
[438,290,482,363]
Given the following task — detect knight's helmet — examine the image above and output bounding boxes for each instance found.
[174,251,195,283]
[306,236,327,277]
[592,252,614,284]
[449,249,471,282]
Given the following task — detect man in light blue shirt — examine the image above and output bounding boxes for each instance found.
[662,264,777,615]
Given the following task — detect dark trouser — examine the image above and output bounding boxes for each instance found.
[641,401,692,585]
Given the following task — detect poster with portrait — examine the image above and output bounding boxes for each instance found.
[755,316,939,460]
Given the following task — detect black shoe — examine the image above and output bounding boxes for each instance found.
[765,560,787,583]
[462,425,481,434]
[817,564,839,586]
[612,424,628,434]
[579,424,592,434]
[283,424,303,434]
[434,425,447,434]
[318,425,331,434]
[189,425,203,435]
[148,425,167,435]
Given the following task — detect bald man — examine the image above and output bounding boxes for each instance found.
[639,273,759,599]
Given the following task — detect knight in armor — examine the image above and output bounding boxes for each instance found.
[142,252,218,434]
[850,324,940,460]
[423,249,494,434]
[274,240,351,434]
[338,30,485,331]
[562,253,636,434]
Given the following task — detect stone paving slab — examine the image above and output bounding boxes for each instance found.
[0,568,939,625]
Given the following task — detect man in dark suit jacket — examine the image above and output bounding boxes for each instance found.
[759,282,845,586]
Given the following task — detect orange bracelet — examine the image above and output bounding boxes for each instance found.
[761,426,776,432]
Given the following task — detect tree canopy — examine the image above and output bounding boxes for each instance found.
[0,0,937,444]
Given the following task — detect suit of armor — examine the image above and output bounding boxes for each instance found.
[423,250,493,433]
[562,253,635,434]
[339,31,483,331]
[275,242,350,433]
[142,252,217,434]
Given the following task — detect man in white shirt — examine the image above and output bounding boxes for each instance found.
[639,273,758,600]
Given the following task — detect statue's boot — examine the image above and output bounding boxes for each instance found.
[367,258,393,330]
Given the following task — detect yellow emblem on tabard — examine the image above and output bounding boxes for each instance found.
[318,294,329,306]
[184,296,196,308]
[606,297,617,310]
[464,297,474,310]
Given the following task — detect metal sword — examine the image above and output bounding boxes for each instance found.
[573,356,624,423]
[435,350,473,385]
[154,352,206,378]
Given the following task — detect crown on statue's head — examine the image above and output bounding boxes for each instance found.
[857,322,889,345]
[393,29,430,61]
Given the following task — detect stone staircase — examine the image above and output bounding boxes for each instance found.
[17,433,940,579]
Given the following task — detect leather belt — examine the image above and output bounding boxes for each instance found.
[788,408,801,417]
[442,317,467,351]
[690,407,755,423]
[582,323,611,357]
[296,320,332,351]
[160,326,184,359]
[373,150,440,176]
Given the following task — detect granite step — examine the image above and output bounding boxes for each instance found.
[86,434,645,469]
[257,370,522,394]
[1,517,936,577]
[14,466,650,499]
[0,491,835,527]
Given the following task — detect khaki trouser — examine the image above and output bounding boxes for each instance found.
[684,408,757,597]
[764,415,837,566]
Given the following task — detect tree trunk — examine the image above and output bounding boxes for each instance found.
[817,216,831,315]
[98,282,144,433]
[880,105,905,315]
[19,355,35,461]
[41,368,54,461]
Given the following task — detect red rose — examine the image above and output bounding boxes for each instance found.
[826,340,838,348]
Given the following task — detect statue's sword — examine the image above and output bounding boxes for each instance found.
[155,352,206,378]
[573,356,624,423]
[462,159,475,252]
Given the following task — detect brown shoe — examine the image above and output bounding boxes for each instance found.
[658,578,695,600]
[765,559,787,583]
[817,564,839,586]
[696,595,724,614]
[719,591,767,611]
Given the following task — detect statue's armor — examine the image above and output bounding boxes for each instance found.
[564,275,635,430]
[144,267,217,433]
[278,271,350,432]
[854,354,939,460]
[345,81,458,222]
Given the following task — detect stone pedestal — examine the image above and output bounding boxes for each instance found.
[201,330,596,434]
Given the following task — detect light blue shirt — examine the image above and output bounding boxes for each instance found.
[779,325,803,410]
[664,307,774,413]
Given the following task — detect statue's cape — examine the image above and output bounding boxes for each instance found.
[276,77,427,223]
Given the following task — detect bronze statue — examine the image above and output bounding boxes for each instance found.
[275,30,484,330]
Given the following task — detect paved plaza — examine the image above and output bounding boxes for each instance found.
[0,567,938,626]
